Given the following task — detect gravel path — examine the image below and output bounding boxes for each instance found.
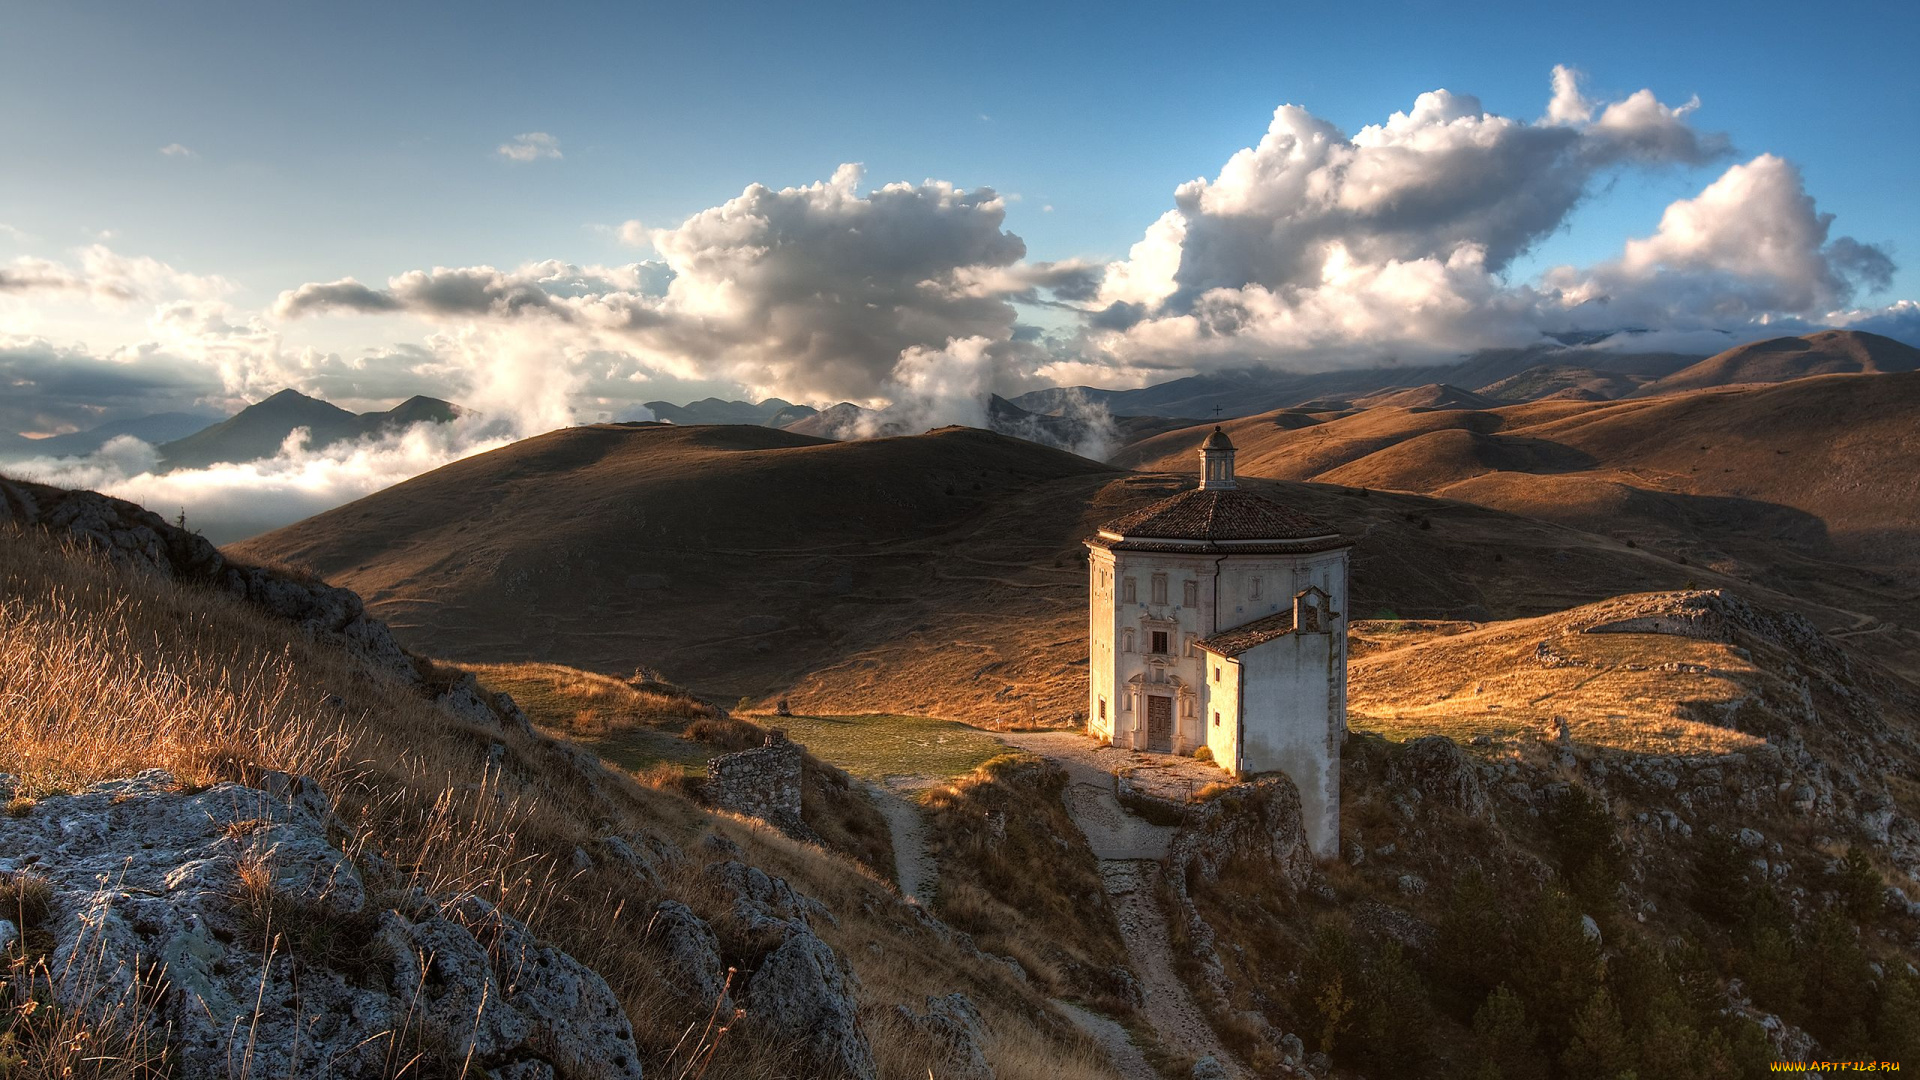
[997,730,1244,1079]
[870,780,936,903]
[1056,1001,1158,1080]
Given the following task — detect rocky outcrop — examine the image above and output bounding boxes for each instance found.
[699,858,874,1079]
[0,770,641,1079]
[703,731,808,838]
[1390,736,1491,819]
[893,993,993,1080]
[1169,776,1315,892]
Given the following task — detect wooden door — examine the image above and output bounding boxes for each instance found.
[1146,695,1173,752]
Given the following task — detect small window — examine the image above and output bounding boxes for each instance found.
[1250,576,1263,600]
[1213,666,1221,683]
[1123,628,1135,653]
[1151,631,1169,654]
[1183,580,1198,606]
[1123,577,1137,604]
[1098,698,1106,720]
[1212,711,1220,727]
[1151,573,1168,605]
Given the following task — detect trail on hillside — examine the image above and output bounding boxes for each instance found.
[869,781,936,903]
[999,731,1245,1079]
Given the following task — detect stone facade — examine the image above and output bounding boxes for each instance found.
[705,730,807,836]
[1085,429,1350,857]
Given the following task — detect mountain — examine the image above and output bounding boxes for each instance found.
[0,410,228,461]
[1117,373,1920,680]
[1637,329,1920,396]
[156,388,462,469]
[1475,364,1651,401]
[644,396,795,425]
[1349,383,1501,410]
[1012,344,1702,419]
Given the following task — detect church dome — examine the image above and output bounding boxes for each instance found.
[1201,425,1234,450]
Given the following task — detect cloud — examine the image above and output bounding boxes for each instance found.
[497,132,562,162]
[8,416,519,545]
[1078,66,1902,376]
[275,163,1083,408]
[158,143,196,158]
[1544,153,1894,323]
[616,220,650,247]
[0,245,232,305]
[0,335,220,435]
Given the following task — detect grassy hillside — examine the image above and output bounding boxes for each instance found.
[0,516,1113,1079]
[238,421,1829,725]
[1116,374,1920,680]
[1638,329,1920,396]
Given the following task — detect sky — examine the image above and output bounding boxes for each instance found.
[3,0,1917,534]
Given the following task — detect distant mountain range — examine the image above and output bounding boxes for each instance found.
[156,390,463,470]
[0,411,227,463]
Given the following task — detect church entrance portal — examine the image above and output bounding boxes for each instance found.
[1146,695,1173,752]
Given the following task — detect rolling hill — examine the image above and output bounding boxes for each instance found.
[235,420,1852,723]
[1117,373,1920,678]
[1638,329,1920,396]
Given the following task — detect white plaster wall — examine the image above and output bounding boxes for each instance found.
[1235,633,1341,856]
[1204,656,1240,769]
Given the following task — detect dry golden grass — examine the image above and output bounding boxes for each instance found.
[1348,607,1775,757]
[0,522,1114,1078]
[920,754,1137,1013]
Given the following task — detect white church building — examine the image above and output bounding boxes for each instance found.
[1085,427,1350,856]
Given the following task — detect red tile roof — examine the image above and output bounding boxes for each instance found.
[1097,488,1336,542]
[1197,610,1296,657]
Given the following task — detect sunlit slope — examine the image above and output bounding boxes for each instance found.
[236,419,1813,723]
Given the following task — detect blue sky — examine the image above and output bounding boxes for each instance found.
[2,0,1917,454]
[7,0,1914,305]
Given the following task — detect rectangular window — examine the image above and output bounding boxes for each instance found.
[1098,698,1106,720]
[1250,576,1263,600]
[1212,711,1220,727]
[1123,577,1137,604]
[1213,666,1221,682]
[1183,580,1198,607]
[1151,573,1168,605]
[1123,628,1135,653]
[1150,630,1169,654]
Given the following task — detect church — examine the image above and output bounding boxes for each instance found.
[1085,427,1350,856]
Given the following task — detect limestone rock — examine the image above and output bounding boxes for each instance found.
[0,771,642,1079]
[1191,1055,1230,1080]
[894,992,992,1080]
[1392,736,1491,819]
[1168,775,1314,891]
[705,859,835,931]
[647,900,733,1013]
[744,923,875,1080]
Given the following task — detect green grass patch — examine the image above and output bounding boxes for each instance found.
[764,714,1006,781]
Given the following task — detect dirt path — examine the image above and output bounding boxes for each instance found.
[870,781,936,903]
[1056,1001,1157,1080]
[997,731,1244,1079]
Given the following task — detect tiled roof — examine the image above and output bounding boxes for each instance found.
[1198,610,1296,657]
[1098,488,1336,542]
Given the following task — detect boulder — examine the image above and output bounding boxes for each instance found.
[893,993,992,1080]
[1391,736,1492,819]
[0,770,642,1079]
[647,900,733,1013]
[744,923,875,1080]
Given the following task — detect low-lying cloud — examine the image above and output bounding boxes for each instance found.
[8,416,520,544]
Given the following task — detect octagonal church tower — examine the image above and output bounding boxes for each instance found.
[1085,427,1350,856]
